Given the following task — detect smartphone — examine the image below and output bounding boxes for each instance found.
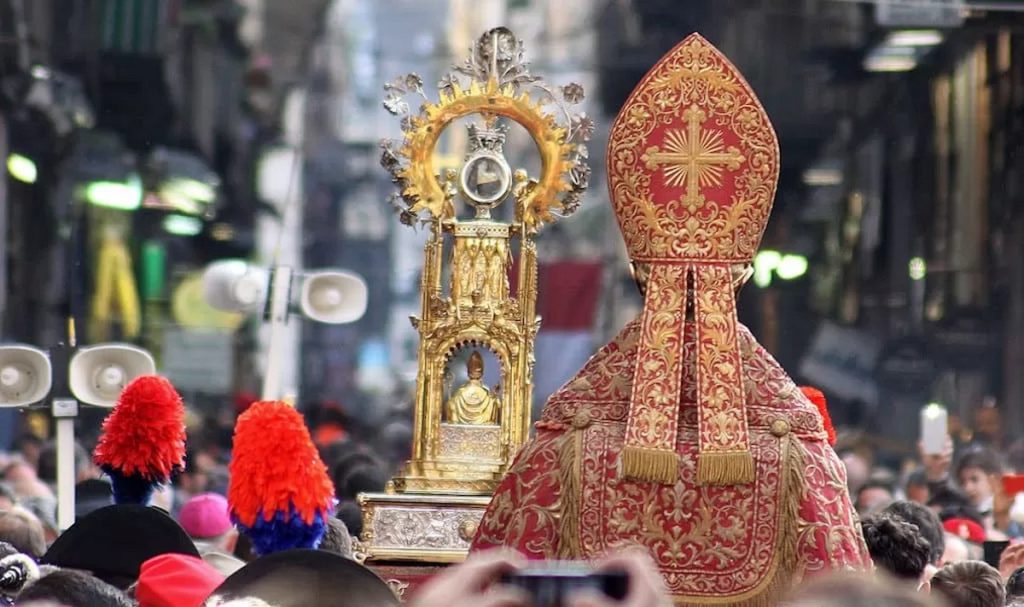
[984,540,1010,568]
[500,563,628,607]
[920,404,948,455]
[1003,474,1024,497]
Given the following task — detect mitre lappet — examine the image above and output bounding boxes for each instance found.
[472,34,869,605]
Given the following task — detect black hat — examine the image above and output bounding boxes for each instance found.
[75,478,115,518]
[207,549,399,607]
[41,504,199,589]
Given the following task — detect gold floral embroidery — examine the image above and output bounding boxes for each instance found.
[625,264,687,454]
[473,319,871,602]
[693,265,749,456]
[607,34,779,483]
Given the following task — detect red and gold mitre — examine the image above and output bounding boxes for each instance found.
[607,34,779,485]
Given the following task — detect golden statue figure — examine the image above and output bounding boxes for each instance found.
[446,351,499,425]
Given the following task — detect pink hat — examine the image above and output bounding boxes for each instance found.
[136,553,225,607]
[178,493,232,539]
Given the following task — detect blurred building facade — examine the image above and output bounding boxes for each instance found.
[596,0,1024,448]
[3,0,1024,449]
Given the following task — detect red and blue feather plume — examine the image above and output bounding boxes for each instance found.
[93,375,187,505]
[227,401,336,556]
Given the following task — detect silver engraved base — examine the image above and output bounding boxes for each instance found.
[355,492,492,563]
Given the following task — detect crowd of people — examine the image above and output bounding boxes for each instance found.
[0,391,412,606]
[1,393,1024,606]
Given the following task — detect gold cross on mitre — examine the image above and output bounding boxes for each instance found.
[641,105,746,212]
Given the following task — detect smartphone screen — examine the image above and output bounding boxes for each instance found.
[501,566,628,607]
[983,540,1010,567]
[920,404,948,455]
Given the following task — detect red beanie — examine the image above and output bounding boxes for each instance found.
[943,518,986,545]
[136,553,225,607]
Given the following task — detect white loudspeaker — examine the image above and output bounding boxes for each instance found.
[300,270,368,324]
[202,260,268,313]
[0,345,53,407]
[69,344,156,407]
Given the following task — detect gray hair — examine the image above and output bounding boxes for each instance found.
[206,597,278,607]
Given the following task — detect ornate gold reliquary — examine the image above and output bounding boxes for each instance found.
[356,27,591,564]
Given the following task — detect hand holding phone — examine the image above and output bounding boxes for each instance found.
[999,542,1024,580]
[564,551,671,607]
[409,549,529,607]
[500,563,627,607]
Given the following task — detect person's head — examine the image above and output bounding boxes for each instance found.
[318,517,353,558]
[75,479,114,518]
[1007,566,1024,603]
[179,493,237,554]
[956,449,1002,508]
[0,507,46,559]
[930,560,1005,607]
[335,500,363,538]
[339,463,387,502]
[905,469,930,505]
[42,504,201,589]
[204,549,397,607]
[17,569,134,607]
[857,479,895,514]
[201,551,246,577]
[37,441,98,486]
[177,451,212,496]
[841,451,871,495]
[884,500,945,566]
[941,533,969,564]
[134,553,225,607]
[467,351,485,380]
[205,597,277,606]
[0,483,16,510]
[330,453,380,502]
[925,481,970,513]
[2,459,37,485]
[19,496,58,543]
[785,571,937,606]
[14,434,43,468]
[860,512,931,582]
[972,398,1002,445]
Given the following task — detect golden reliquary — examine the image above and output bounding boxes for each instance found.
[356,27,591,569]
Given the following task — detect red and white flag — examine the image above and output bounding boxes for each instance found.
[532,261,603,416]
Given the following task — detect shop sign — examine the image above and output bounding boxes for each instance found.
[799,322,881,405]
[876,0,964,27]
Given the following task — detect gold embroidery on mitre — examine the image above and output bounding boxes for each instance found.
[640,106,746,213]
[608,33,779,486]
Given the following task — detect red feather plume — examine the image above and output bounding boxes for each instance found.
[800,386,836,446]
[227,401,335,528]
[93,375,187,481]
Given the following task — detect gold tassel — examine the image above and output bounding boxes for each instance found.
[696,450,755,486]
[556,429,583,558]
[621,446,679,484]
